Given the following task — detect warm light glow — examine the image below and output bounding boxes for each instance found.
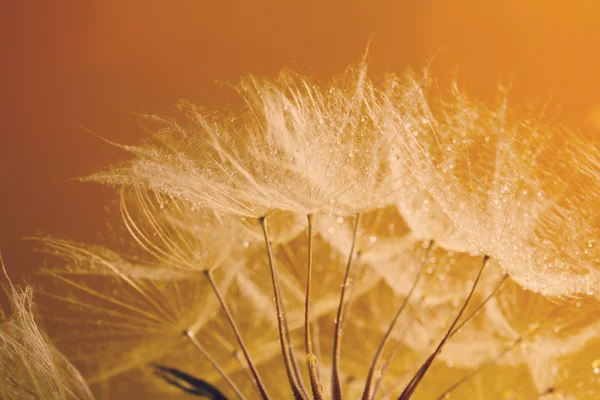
[2,2,600,399]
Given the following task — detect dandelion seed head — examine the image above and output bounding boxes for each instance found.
[0,281,94,400]
[36,238,244,382]
[386,73,600,298]
[32,64,600,399]
[90,65,424,219]
[486,279,600,361]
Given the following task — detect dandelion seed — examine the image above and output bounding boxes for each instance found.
[36,237,240,383]
[0,258,94,400]
[386,75,600,297]
[26,63,600,399]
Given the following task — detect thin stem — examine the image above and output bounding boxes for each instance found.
[204,269,271,400]
[434,336,522,400]
[362,240,434,400]
[381,350,433,399]
[185,329,247,400]
[234,350,256,388]
[398,255,491,400]
[312,311,323,382]
[448,273,508,340]
[305,213,324,400]
[341,251,363,329]
[209,332,250,382]
[371,312,418,399]
[383,272,508,400]
[332,213,361,400]
[259,217,309,400]
[279,286,309,394]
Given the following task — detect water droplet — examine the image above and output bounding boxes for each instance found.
[592,359,600,374]
[307,353,319,367]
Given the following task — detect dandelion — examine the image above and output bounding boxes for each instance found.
[37,237,227,383]
[385,75,600,297]
[85,65,430,399]
[34,186,253,383]
[0,258,94,399]
[29,63,600,400]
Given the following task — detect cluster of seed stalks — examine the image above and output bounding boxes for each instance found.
[2,63,600,399]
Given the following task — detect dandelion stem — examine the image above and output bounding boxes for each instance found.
[209,333,248,375]
[185,329,247,400]
[381,350,433,399]
[398,255,491,400]
[434,336,522,400]
[234,350,256,388]
[259,217,309,400]
[305,213,324,400]
[434,325,541,400]
[204,269,271,400]
[210,331,255,386]
[448,273,508,340]
[312,311,323,382]
[371,313,417,399]
[332,213,361,400]
[380,271,507,399]
[280,285,309,395]
[341,251,363,328]
[362,240,434,400]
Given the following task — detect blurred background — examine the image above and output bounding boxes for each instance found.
[1,0,599,273]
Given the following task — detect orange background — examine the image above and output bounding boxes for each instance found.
[1,1,599,273]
